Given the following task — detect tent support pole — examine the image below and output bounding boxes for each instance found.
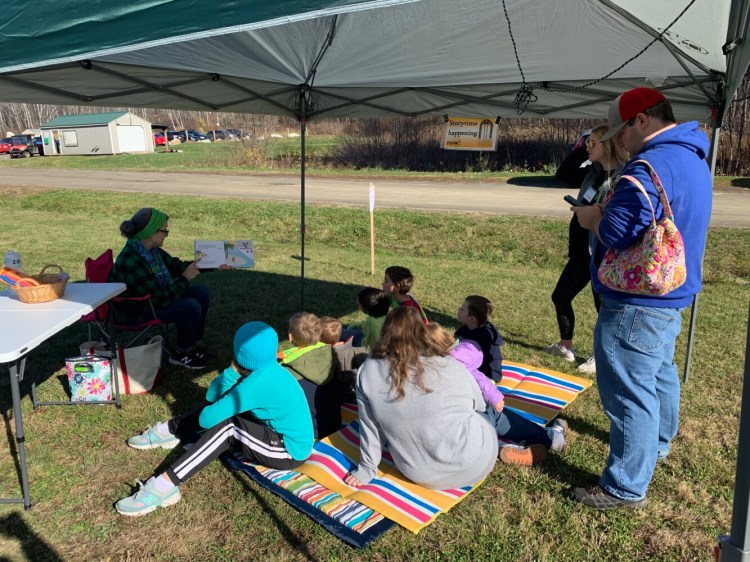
[299,109,306,310]
[684,104,723,383]
[718,303,750,562]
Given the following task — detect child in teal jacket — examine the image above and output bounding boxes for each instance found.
[115,321,314,517]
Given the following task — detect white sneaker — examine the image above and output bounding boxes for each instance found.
[577,355,596,374]
[543,342,575,362]
[550,419,568,453]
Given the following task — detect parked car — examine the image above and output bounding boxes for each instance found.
[170,129,209,142]
[153,132,166,146]
[187,129,209,142]
[224,128,246,139]
[9,135,41,158]
[0,138,12,154]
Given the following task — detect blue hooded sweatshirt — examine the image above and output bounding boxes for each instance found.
[591,121,712,309]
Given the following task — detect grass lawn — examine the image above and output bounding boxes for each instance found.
[0,188,748,561]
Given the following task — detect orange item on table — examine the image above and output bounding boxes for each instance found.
[0,267,39,287]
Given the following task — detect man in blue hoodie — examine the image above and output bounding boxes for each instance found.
[572,88,712,509]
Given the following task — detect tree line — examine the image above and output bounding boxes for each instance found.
[2,76,749,175]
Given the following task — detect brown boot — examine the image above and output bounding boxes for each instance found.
[498,444,548,466]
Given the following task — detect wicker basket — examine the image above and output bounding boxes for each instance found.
[13,264,69,304]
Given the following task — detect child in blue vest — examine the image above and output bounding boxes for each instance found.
[455,295,504,382]
[115,321,314,516]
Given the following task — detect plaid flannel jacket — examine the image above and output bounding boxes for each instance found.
[109,243,190,322]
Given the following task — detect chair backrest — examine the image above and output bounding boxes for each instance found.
[82,249,114,322]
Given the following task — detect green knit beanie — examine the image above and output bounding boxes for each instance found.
[133,209,168,240]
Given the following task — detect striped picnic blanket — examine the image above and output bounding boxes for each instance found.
[226,361,591,543]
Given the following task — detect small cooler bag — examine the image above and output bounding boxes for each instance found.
[64,355,113,402]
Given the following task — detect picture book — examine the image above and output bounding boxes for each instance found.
[194,240,255,269]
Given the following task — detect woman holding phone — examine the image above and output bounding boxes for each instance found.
[543,125,627,373]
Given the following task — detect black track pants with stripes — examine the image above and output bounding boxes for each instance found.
[164,410,304,485]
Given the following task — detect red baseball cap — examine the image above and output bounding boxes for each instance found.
[600,87,666,141]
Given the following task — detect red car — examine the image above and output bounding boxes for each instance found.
[0,138,11,154]
[153,132,166,146]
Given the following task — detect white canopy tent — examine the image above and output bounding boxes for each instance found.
[1,1,749,558]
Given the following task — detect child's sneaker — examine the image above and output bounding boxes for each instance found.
[543,343,576,362]
[577,355,596,373]
[127,425,179,450]
[169,350,207,370]
[115,477,181,516]
[498,444,548,466]
[550,418,569,453]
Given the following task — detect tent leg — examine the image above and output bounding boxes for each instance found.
[685,109,722,384]
[718,304,750,562]
[683,295,698,383]
[299,110,306,310]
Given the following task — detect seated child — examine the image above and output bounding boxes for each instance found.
[281,312,339,439]
[115,321,314,516]
[425,324,504,412]
[383,265,428,324]
[340,287,390,348]
[320,316,369,404]
[455,295,504,382]
[425,322,567,467]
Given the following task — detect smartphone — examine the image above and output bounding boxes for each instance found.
[564,194,585,207]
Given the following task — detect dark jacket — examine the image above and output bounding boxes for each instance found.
[110,242,189,322]
[455,321,504,382]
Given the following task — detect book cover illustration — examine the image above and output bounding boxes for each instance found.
[194,240,255,269]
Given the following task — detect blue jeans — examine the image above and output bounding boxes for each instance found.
[480,407,555,448]
[340,327,364,347]
[156,285,210,351]
[595,298,683,501]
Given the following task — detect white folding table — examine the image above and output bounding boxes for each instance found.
[0,282,125,508]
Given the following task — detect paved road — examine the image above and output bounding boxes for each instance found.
[0,168,747,227]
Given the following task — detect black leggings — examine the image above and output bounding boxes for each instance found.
[551,258,602,341]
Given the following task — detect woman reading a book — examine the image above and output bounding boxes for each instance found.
[111,207,216,370]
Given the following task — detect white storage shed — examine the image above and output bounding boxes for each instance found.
[40,111,154,155]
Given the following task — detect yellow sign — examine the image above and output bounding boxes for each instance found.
[442,117,498,151]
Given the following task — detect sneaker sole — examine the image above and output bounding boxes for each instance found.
[543,349,576,362]
[499,444,548,466]
[116,491,182,516]
[127,439,180,450]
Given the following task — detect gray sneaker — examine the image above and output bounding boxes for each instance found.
[543,343,576,362]
[127,425,179,450]
[577,355,596,374]
[572,485,646,510]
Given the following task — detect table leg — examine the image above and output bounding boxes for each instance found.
[0,359,31,508]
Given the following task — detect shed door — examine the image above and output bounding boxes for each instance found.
[117,125,146,152]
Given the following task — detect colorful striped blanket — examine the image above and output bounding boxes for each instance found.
[225,361,591,545]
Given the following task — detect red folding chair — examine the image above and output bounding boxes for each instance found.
[82,249,169,351]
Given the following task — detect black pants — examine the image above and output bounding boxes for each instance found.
[551,258,602,341]
[164,409,304,486]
